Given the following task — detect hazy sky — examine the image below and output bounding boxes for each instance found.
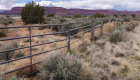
[0,0,140,11]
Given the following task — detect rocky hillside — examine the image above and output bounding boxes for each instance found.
[2,7,140,15]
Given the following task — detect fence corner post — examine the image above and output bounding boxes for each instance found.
[67,22,71,51]
[91,19,95,43]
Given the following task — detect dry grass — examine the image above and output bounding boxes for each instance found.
[1,20,139,80]
[74,22,140,80]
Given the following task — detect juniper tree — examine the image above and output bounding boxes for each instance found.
[21,1,45,24]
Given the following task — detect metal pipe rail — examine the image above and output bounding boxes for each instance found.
[0,38,67,53]
[70,20,91,24]
[0,45,68,65]
[71,41,87,50]
[70,24,91,31]
[70,34,91,44]
[0,18,105,77]
[0,31,69,41]
[0,23,69,29]
[71,29,91,38]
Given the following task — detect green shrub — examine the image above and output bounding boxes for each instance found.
[47,14,55,17]
[80,48,87,53]
[0,41,18,61]
[21,1,45,24]
[113,14,118,18]
[8,20,13,24]
[109,31,124,43]
[121,14,127,17]
[15,50,25,59]
[131,14,136,18]
[109,26,125,43]
[6,15,9,18]
[74,14,81,18]
[38,53,91,80]
[92,13,105,18]
[68,50,73,55]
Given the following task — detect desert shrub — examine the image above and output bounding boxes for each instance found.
[6,15,9,18]
[65,16,72,18]
[0,74,4,80]
[51,26,61,32]
[95,19,101,26]
[0,29,6,37]
[38,53,92,80]
[14,50,25,59]
[109,31,124,43]
[80,48,87,53]
[74,14,81,18]
[109,26,125,43]
[110,17,115,22]
[101,75,109,80]
[59,18,67,23]
[121,14,127,17]
[131,14,136,18]
[0,41,18,61]
[9,76,23,80]
[43,21,47,24]
[47,14,55,17]
[93,13,105,18]
[124,22,138,31]
[0,17,13,26]
[0,76,23,80]
[21,1,45,24]
[38,26,46,30]
[123,16,131,22]
[110,72,117,77]
[8,20,13,24]
[116,22,121,26]
[46,17,52,21]
[68,50,73,55]
[113,14,118,18]
[103,17,109,24]
[59,24,82,36]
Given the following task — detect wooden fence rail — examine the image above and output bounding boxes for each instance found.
[0,18,105,77]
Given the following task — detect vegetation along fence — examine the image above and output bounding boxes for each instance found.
[0,17,122,77]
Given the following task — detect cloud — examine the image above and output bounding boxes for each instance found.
[0,0,25,10]
[36,1,52,6]
[0,0,140,11]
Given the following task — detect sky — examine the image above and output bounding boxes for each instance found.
[0,0,140,11]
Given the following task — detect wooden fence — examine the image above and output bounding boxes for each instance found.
[0,18,105,77]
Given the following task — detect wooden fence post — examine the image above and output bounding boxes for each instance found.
[67,22,71,51]
[121,18,123,24]
[101,18,103,36]
[29,26,32,73]
[91,19,95,42]
[82,22,85,47]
